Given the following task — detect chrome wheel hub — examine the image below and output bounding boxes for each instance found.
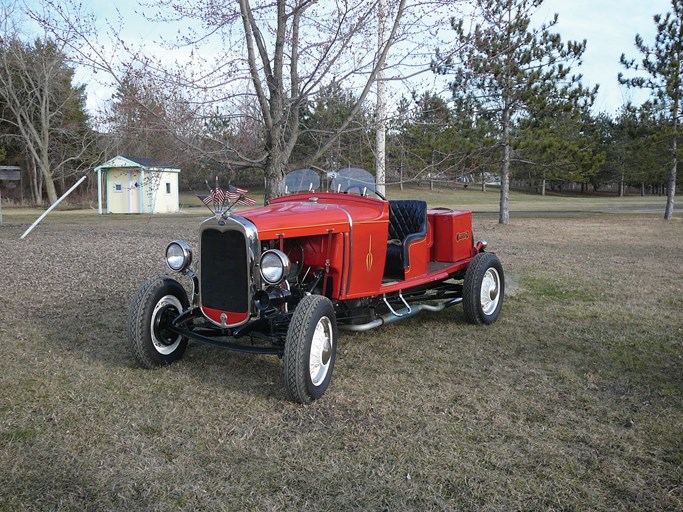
[151,295,183,355]
[480,267,501,316]
[309,316,333,386]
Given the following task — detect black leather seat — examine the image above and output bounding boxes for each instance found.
[385,200,428,275]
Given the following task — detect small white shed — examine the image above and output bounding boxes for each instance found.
[95,155,181,214]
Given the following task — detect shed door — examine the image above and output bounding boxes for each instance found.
[128,171,140,213]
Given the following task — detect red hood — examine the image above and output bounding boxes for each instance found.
[239,194,387,239]
[240,200,350,239]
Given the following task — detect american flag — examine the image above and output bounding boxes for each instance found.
[235,195,256,206]
[227,184,256,206]
[213,188,226,204]
[199,188,226,206]
[226,184,247,200]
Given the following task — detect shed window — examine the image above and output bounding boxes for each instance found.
[165,182,172,194]
[113,183,123,193]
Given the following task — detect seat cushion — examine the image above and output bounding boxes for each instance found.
[388,200,428,241]
[386,200,428,271]
[385,243,405,274]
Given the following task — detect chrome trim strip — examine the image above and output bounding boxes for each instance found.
[336,205,354,298]
[198,213,261,328]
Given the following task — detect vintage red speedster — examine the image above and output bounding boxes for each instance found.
[128,168,504,403]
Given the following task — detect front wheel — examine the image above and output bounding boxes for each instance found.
[284,295,338,404]
[462,252,504,325]
[128,276,189,368]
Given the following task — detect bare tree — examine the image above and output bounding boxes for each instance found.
[0,2,98,205]
[375,0,388,196]
[35,0,420,201]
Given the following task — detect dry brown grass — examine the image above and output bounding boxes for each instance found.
[0,211,681,511]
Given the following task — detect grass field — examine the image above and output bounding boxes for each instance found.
[0,193,682,510]
[178,185,675,215]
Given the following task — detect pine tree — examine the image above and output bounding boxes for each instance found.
[435,0,595,224]
[620,0,683,220]
[516,106,604,194]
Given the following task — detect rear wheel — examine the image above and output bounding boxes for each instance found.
[284,295,337,404]
[463,252,504,325]
[128,277,189,368]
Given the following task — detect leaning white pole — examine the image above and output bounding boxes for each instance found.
[20,175,87,240]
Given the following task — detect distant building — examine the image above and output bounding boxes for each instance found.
[0,166,21,225]
[94,156,180,214]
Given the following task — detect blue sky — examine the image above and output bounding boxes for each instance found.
[45,0,676,115]
[538,0,671,113]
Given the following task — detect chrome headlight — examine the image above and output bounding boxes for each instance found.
[166,240,192,272]
[259,249,290,285]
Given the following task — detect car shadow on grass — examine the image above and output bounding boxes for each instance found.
[35,293,289,401]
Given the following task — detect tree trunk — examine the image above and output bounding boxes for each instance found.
[541,176,546,196]
[28,158,43,206]
[375,0,387,197]
[43,172,58,205]
[263,149,288,204]
[499,107,510,224]
[665,120,677,220]
[641,182,645,197]
[29,160,37,203]
[399,159,404,191]
[619,171,625,197]
[665,153,676,220]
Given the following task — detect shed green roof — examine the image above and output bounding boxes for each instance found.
[95,155,180,172]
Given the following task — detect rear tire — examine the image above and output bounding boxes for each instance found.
[284,295,337,404]
[463,252,504,325]
[128,277,189,368]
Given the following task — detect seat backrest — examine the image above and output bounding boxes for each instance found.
[388,200,428,241]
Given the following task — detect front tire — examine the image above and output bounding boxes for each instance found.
[128,277,189,368]
[463,252,504,325]
[284,295,338,404]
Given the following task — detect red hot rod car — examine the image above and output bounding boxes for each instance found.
[128,168,504,403]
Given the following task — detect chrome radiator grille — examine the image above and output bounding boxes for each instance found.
[200,228,249,313]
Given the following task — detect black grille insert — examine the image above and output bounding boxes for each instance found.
[201,229,249,312]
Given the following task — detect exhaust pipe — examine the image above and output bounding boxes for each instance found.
[340,297,462,333]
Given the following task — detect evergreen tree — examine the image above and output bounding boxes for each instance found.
[435,0,596,224]
[609,106,667,196]
[516,106,604,194]
[620,0,683,219]
[294,81,373,172]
